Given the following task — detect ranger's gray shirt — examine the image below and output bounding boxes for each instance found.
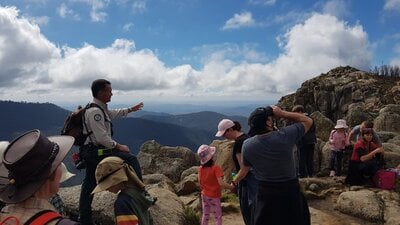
[83,98,130,148]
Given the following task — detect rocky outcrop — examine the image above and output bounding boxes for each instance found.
[278,66,400,126]
[374,104,400,133]
[138,140,198,182]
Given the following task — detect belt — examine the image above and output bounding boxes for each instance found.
[97,148,113,156]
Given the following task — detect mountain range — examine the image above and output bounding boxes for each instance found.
[0,100,249,153]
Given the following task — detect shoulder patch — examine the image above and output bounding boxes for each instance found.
[94,114,102,121]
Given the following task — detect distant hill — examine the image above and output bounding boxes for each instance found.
[1,100,234,186]
[0,101,225,152]
[140,111,249,134]
[0,100,70,139]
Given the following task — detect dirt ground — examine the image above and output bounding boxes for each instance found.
[222,212,246,225]
[217,199,381,225]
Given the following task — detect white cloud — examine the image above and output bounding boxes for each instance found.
[26,15,49,25]
[75,0,109,22]
[248,0,276,6]
[272,13,370,88]
[0,6,60,87]
[390,43,400,65]
[0,6,372,103]
[132,0,147,13]
[123,22,134,32]
[57,3,81,20]
[322,0,350,18]
[222,12,256,30]
[384,0,400,13]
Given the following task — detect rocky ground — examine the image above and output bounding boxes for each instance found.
[219,176,395,225]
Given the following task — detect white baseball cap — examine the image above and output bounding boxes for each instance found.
[215,119,235,137]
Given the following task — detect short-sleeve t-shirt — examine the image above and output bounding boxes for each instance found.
[242,123,305,182]
[198,164,224,198]
[350,140,379,162]
[232,133,250,172]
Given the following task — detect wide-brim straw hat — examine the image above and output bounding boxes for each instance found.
[92,156,144,194]
[0,130,74,203]
[60,162,75,183]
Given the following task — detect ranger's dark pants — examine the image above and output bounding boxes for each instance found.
[78,147,142,225]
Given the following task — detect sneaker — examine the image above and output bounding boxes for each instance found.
[329,170,336,177]
[143,191,157,205]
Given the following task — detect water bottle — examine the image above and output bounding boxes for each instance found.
[231,172,237,181]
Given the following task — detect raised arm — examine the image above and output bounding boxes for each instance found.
[271,106,313,133]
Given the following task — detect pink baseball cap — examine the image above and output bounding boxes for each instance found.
[197,145,216,165]
[215,119,235,137]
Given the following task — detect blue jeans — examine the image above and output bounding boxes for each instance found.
[239,171,258,225]
[329,150,344,175]
[78,149,142,225]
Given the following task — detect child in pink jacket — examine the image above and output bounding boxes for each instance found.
[329,119,350,177]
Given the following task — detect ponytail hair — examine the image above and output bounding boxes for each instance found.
[232,121,242,131]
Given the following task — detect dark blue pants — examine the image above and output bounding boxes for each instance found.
[78,150,142,225]
[298,144,315,177]
[329,150,344,175]
[254,179,310,225]
[238,180,251,225]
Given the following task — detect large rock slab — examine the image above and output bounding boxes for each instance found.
[336,190,384,222]
[138,140,198,182]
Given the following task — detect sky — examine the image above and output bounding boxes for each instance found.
[0,0,399,106]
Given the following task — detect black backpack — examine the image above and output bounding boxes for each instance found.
[61,103,104,146]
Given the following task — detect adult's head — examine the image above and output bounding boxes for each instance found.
[292,105,304,113]
[92,156,144,194]
[91,79,112,103]
[0,130,74,203]
[361,120,374,129]
[216,119,242,140]
[361,128,373,142]
[248,106,274,136]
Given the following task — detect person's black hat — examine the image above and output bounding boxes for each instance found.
[248,106,273,136]
[0,130,74,203]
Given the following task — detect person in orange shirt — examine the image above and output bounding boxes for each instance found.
[197,145,234,225]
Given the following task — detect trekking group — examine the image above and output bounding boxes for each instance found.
[0,78,394,225]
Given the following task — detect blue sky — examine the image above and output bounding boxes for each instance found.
[0,0,399,106]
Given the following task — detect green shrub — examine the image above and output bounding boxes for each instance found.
[221,192,238,203]
[183,206,200,225]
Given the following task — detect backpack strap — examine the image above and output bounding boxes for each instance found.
[0,216,20,225]
[24,210,62,225]
[55,218,78,225]
[82,102,111,144]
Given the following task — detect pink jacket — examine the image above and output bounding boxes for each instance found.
[329,130,349,151]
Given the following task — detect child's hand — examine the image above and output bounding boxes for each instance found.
[230,182,237,195]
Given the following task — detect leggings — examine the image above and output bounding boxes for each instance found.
[201,194,222,225]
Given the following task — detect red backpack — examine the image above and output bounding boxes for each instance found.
[0,210,67,225]
[373,169,397,190]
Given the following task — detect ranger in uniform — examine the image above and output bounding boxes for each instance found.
[79,78,147,225]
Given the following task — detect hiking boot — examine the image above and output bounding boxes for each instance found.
[329,170,336,177]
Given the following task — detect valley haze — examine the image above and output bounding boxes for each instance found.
[59,100,277,117]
